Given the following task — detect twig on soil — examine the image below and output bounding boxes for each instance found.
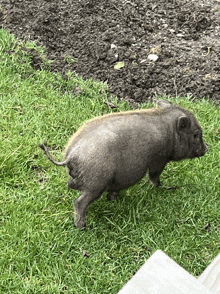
[205,47,211,56]
[111,3,122,13]
[123,1,136,6]
[105,101,117,109]
[162,43,191,51]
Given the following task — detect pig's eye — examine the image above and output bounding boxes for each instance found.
[194,132,199,139]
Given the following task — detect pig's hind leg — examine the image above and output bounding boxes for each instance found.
[74,190,103,229]
[68,177,76,189]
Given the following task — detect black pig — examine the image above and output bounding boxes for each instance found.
[40,100,208,228]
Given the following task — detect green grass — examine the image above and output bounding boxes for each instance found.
[0,28,219,293]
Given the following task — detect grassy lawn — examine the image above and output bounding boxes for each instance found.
[0,28,219,293]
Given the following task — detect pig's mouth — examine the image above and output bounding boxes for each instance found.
[196,143,209,158]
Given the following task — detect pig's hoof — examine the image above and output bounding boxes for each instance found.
[150,180,161,188]
[74,213,85,229]
[75,220,86,229]
[165,186,178,190]
[107,192,118,201]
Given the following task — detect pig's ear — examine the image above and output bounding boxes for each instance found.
[157,100,173,108]
[177,116,190,132]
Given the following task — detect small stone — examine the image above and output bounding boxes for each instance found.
[148,54,158,61]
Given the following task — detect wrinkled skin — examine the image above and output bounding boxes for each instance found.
[40,101,208,228]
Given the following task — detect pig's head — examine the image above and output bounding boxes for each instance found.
[158,100,209,161]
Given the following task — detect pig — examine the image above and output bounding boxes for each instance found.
[39,100,208,228]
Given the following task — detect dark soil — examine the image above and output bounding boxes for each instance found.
[1,0,220,105]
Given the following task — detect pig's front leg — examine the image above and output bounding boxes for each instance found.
[149,162,167,187]
[149,163,177,190]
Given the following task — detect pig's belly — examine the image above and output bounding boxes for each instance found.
[107,163,148,191]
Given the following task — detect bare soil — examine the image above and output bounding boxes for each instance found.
[1,0,220,105]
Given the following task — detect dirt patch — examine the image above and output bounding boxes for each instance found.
[1,0,220,105]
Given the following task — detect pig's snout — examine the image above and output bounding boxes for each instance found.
[197,143,209,158]
[204,143,209,154]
